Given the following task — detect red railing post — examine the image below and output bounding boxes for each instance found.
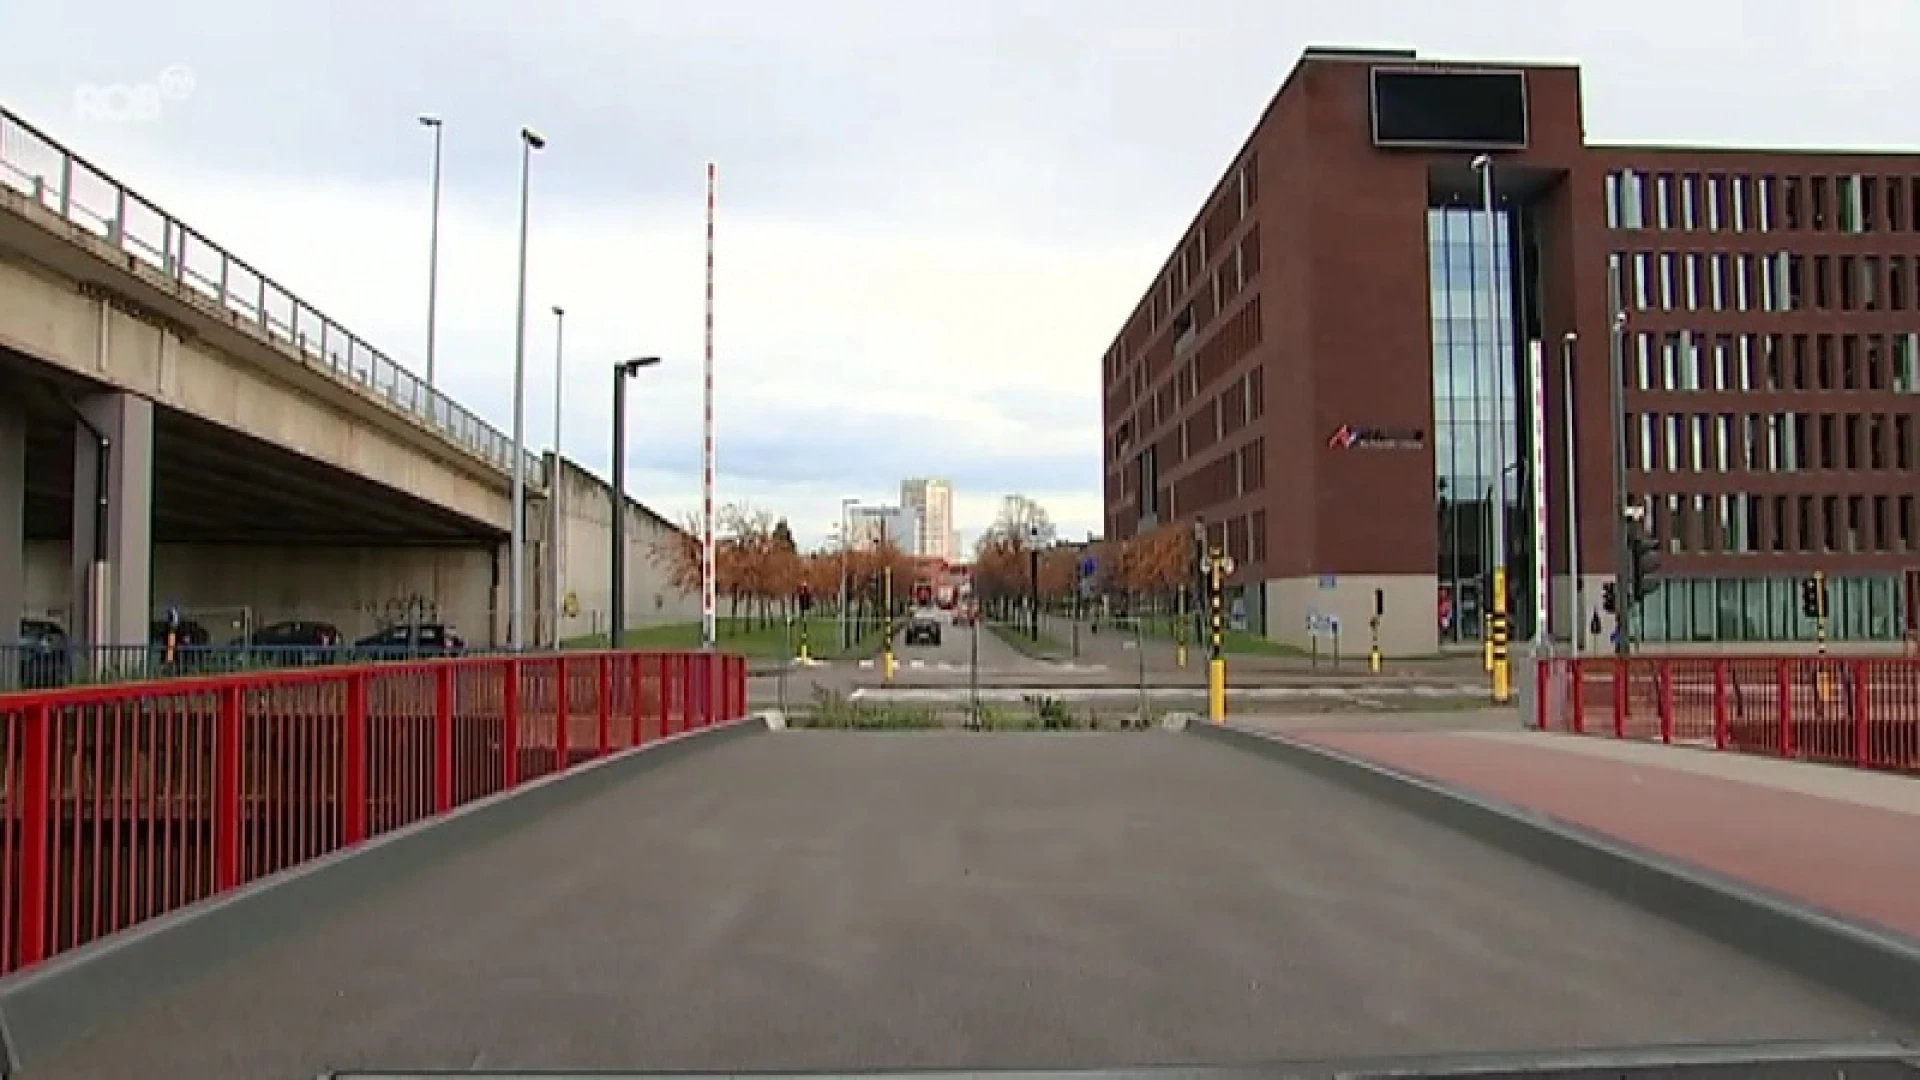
[502,659,521,789]
[1533,656,1548,731]
[554,657,571,771]
[1611,657,1627,739]
[705,652,718,726]
[342,671,369,846]
[17,702,52,970]
[1711,659,1729,750]
[1853,660,1871,768]
[674,653,688,735]
[1776,660,1793,757]
[215,685,243,891]
[433,665,454,813]
[629,653,644,747]
[666,654,679,737]
[1657,661,1674,744]
[698,652,712,728]
[597,654,612,756]
[1569,657,1586,734]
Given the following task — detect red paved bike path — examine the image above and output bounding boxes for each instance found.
[1281,727,1920,941]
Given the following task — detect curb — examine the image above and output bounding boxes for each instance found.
[0,717,764,1076]
[1186,721,1920,1030]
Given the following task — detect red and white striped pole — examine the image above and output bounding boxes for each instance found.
[701,163,718,651]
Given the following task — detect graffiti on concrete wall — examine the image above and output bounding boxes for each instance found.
[356,592,441,628]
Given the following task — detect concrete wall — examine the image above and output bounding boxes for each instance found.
[22,540,497,644]
[1264,573,1436,657]
[548,457,699,642]
[0,189,518,529]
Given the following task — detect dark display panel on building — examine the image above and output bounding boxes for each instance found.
[1370,69,1528,149]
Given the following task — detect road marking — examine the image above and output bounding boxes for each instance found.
[817,660,1113,674]
[850,686,1488,702]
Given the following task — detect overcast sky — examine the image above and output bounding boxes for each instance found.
[3,0,1915,550]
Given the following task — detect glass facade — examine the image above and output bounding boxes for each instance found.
[1428,207,1530,643]
[1638,574,1907,643]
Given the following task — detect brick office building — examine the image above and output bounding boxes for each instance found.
[1100,46,1920,655]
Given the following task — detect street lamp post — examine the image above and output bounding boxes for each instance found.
[1607,266,1632,656]
[610,356,662,649]
[418,114,444,389]
[548,305,566,648]
[1027,524,1041,641]
[1472,153,1511,701]
[1560,331,1581,655]
[507,126,545,652]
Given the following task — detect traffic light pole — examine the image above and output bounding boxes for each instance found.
[1174,585,1189,668]
[1812,570,1832,703]
[1607,267,1632,657]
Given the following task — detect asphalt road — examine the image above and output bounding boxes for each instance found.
[42,730,1905,1078]
[748,613,1485,707]
[754,610,1061,702]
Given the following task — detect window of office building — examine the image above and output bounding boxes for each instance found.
[1428,207,1523,646]
[1636,574,1908,643]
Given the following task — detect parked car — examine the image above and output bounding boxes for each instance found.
[355,623,467,659]
[17,618,70,688]
[230,620,344,667]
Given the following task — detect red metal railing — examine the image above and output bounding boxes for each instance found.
[0,649,746,977]
[1536,655,1920,772]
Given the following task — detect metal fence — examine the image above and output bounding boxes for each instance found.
[1535,654,1920,771]
[0,649,748,977]
[0,104,540,486]
[0,641,526,691]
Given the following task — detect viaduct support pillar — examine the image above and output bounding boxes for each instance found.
[71,392,154,654]
[0,400,25,684]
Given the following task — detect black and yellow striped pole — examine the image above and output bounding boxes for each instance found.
[1488,608,1510,703]
[883,565,897,682]
[1207,546,1227,724]
[1368,588,1383,674]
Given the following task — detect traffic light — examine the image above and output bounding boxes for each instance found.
[1601,581,1618,614]
[797,582,813,613]
[1626,528,1661,605]
[1800,575,1827,619]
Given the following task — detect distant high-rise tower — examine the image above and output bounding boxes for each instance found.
[900,477,954,560]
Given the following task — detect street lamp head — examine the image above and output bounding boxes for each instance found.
[552,305,565,318]
[617,356,661,377]
[1470,153,1491,170]
[418,113,442,128]
[521,127,546,150]
[1563,330,1578,343]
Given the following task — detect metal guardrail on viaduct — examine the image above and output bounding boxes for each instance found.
[0,104,541,488]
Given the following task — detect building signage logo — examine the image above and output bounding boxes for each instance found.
[1328,424,1426,450]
